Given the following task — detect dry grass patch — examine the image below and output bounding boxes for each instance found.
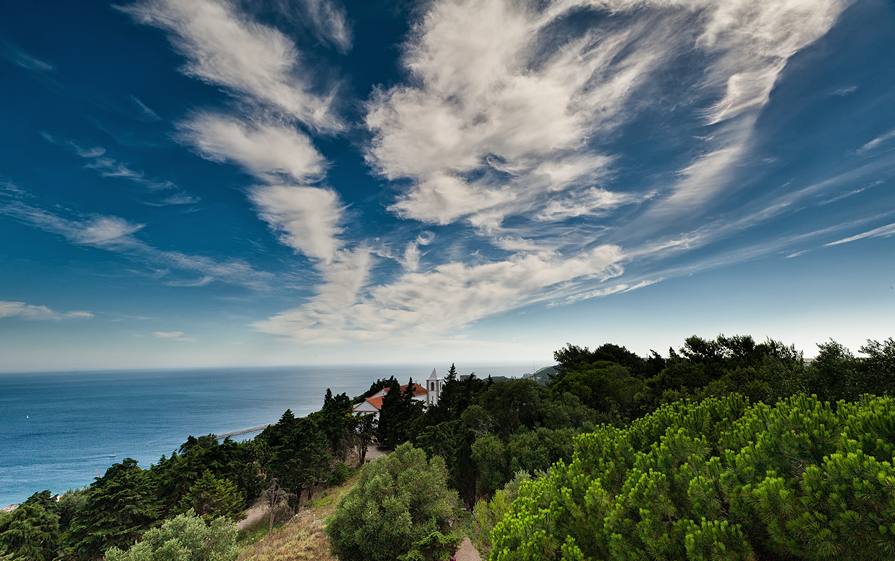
[237,479,354,561]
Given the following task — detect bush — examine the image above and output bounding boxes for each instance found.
[488,394,895,561]
[104,510,240,561]
[326,443,460,561]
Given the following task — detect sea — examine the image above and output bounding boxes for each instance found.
[0,363,531,508]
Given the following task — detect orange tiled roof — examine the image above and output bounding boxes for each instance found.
[354,383,427,412]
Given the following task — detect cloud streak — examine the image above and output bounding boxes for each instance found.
[826,222,895,246]
[42,133,200,205]
[859,129,895,153]
[154,331,197,342]
[254,246,624,343]
[1,42,54,72]
[0,301,93,320]
[1,195,273,290]
[118,0,341,131]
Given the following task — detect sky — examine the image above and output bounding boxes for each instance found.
[1,0,894,373]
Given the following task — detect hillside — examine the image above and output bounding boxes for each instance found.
[237,479,354,561]
[521,365,557,384]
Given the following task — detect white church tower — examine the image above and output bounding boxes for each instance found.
[426,368,443,406]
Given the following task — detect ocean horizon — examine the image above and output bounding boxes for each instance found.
[0,362,534,507]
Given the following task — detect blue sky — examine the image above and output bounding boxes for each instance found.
[1,0,894,373]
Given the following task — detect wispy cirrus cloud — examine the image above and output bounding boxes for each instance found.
[267,0,352,53]
[826,221,895,246]
[858,129,895,153]
[367,0,848,243]
[249,0,854,344]
[550,279,661,307]
[41,133,199,205]
[254,246,624,343]
[154,331,197,342]
[1,41,54,72]
[1,192,273,290]
[117,0,342,132]
[124,0,350,264]
[248,185,345,262]
[0,301,92,320]
[130,96,161,121]
[366,0,653,231]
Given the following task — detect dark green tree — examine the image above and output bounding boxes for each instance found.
[267,415,331,507]
[65,459,161,558]
[378,378,425,448]
[178,470,245,524]
[0,490,60,561]
[314,389,354,461]
[859,338,895,396]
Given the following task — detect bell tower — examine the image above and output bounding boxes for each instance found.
[426,368,442,406]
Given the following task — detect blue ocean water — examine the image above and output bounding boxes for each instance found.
[0,363,530,507]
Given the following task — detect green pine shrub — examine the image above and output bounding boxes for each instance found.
[488,394,895,561]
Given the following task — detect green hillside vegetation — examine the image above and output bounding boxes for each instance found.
[1,335,893,560]
[326,443,460,561]
[485,393,895,560]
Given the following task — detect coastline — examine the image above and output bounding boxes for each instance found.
[0,363,530,507]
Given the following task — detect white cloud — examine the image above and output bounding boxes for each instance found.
[177,113,326,183]
[146,193,201,206]
[254,246,624,343]
[154,331,197,342]
[858,129,895,153]
[368,0,848,237]
[826,222,895,246]
[122,2,346,262]
[656,140,749,217]
[2,202,144,249]
[118,0,341,131]
[42,133,185,194]
[0,301,93,320]
[401,242,421,272]
[74,216,145,247]
[367,0,656,229]
[550,279,661,307]
[1,43,54,72]
[493,236,548,252]
[1,198,273,290]
[131,96,161,121]
[292,0,352,53]
[398,232,435,271]
[535,187,643,222]
[248,185,344,262]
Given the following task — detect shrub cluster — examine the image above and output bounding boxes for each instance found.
[488,393,895,560]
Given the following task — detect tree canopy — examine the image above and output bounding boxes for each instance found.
[326,443,459,561]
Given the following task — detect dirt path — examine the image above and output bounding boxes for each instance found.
[237,503,266,531]
[363,446,388,462]
[455,537,482,561]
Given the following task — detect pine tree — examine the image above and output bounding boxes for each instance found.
[0,490,60,561]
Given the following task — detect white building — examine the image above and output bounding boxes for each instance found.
[352,370,443,416]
